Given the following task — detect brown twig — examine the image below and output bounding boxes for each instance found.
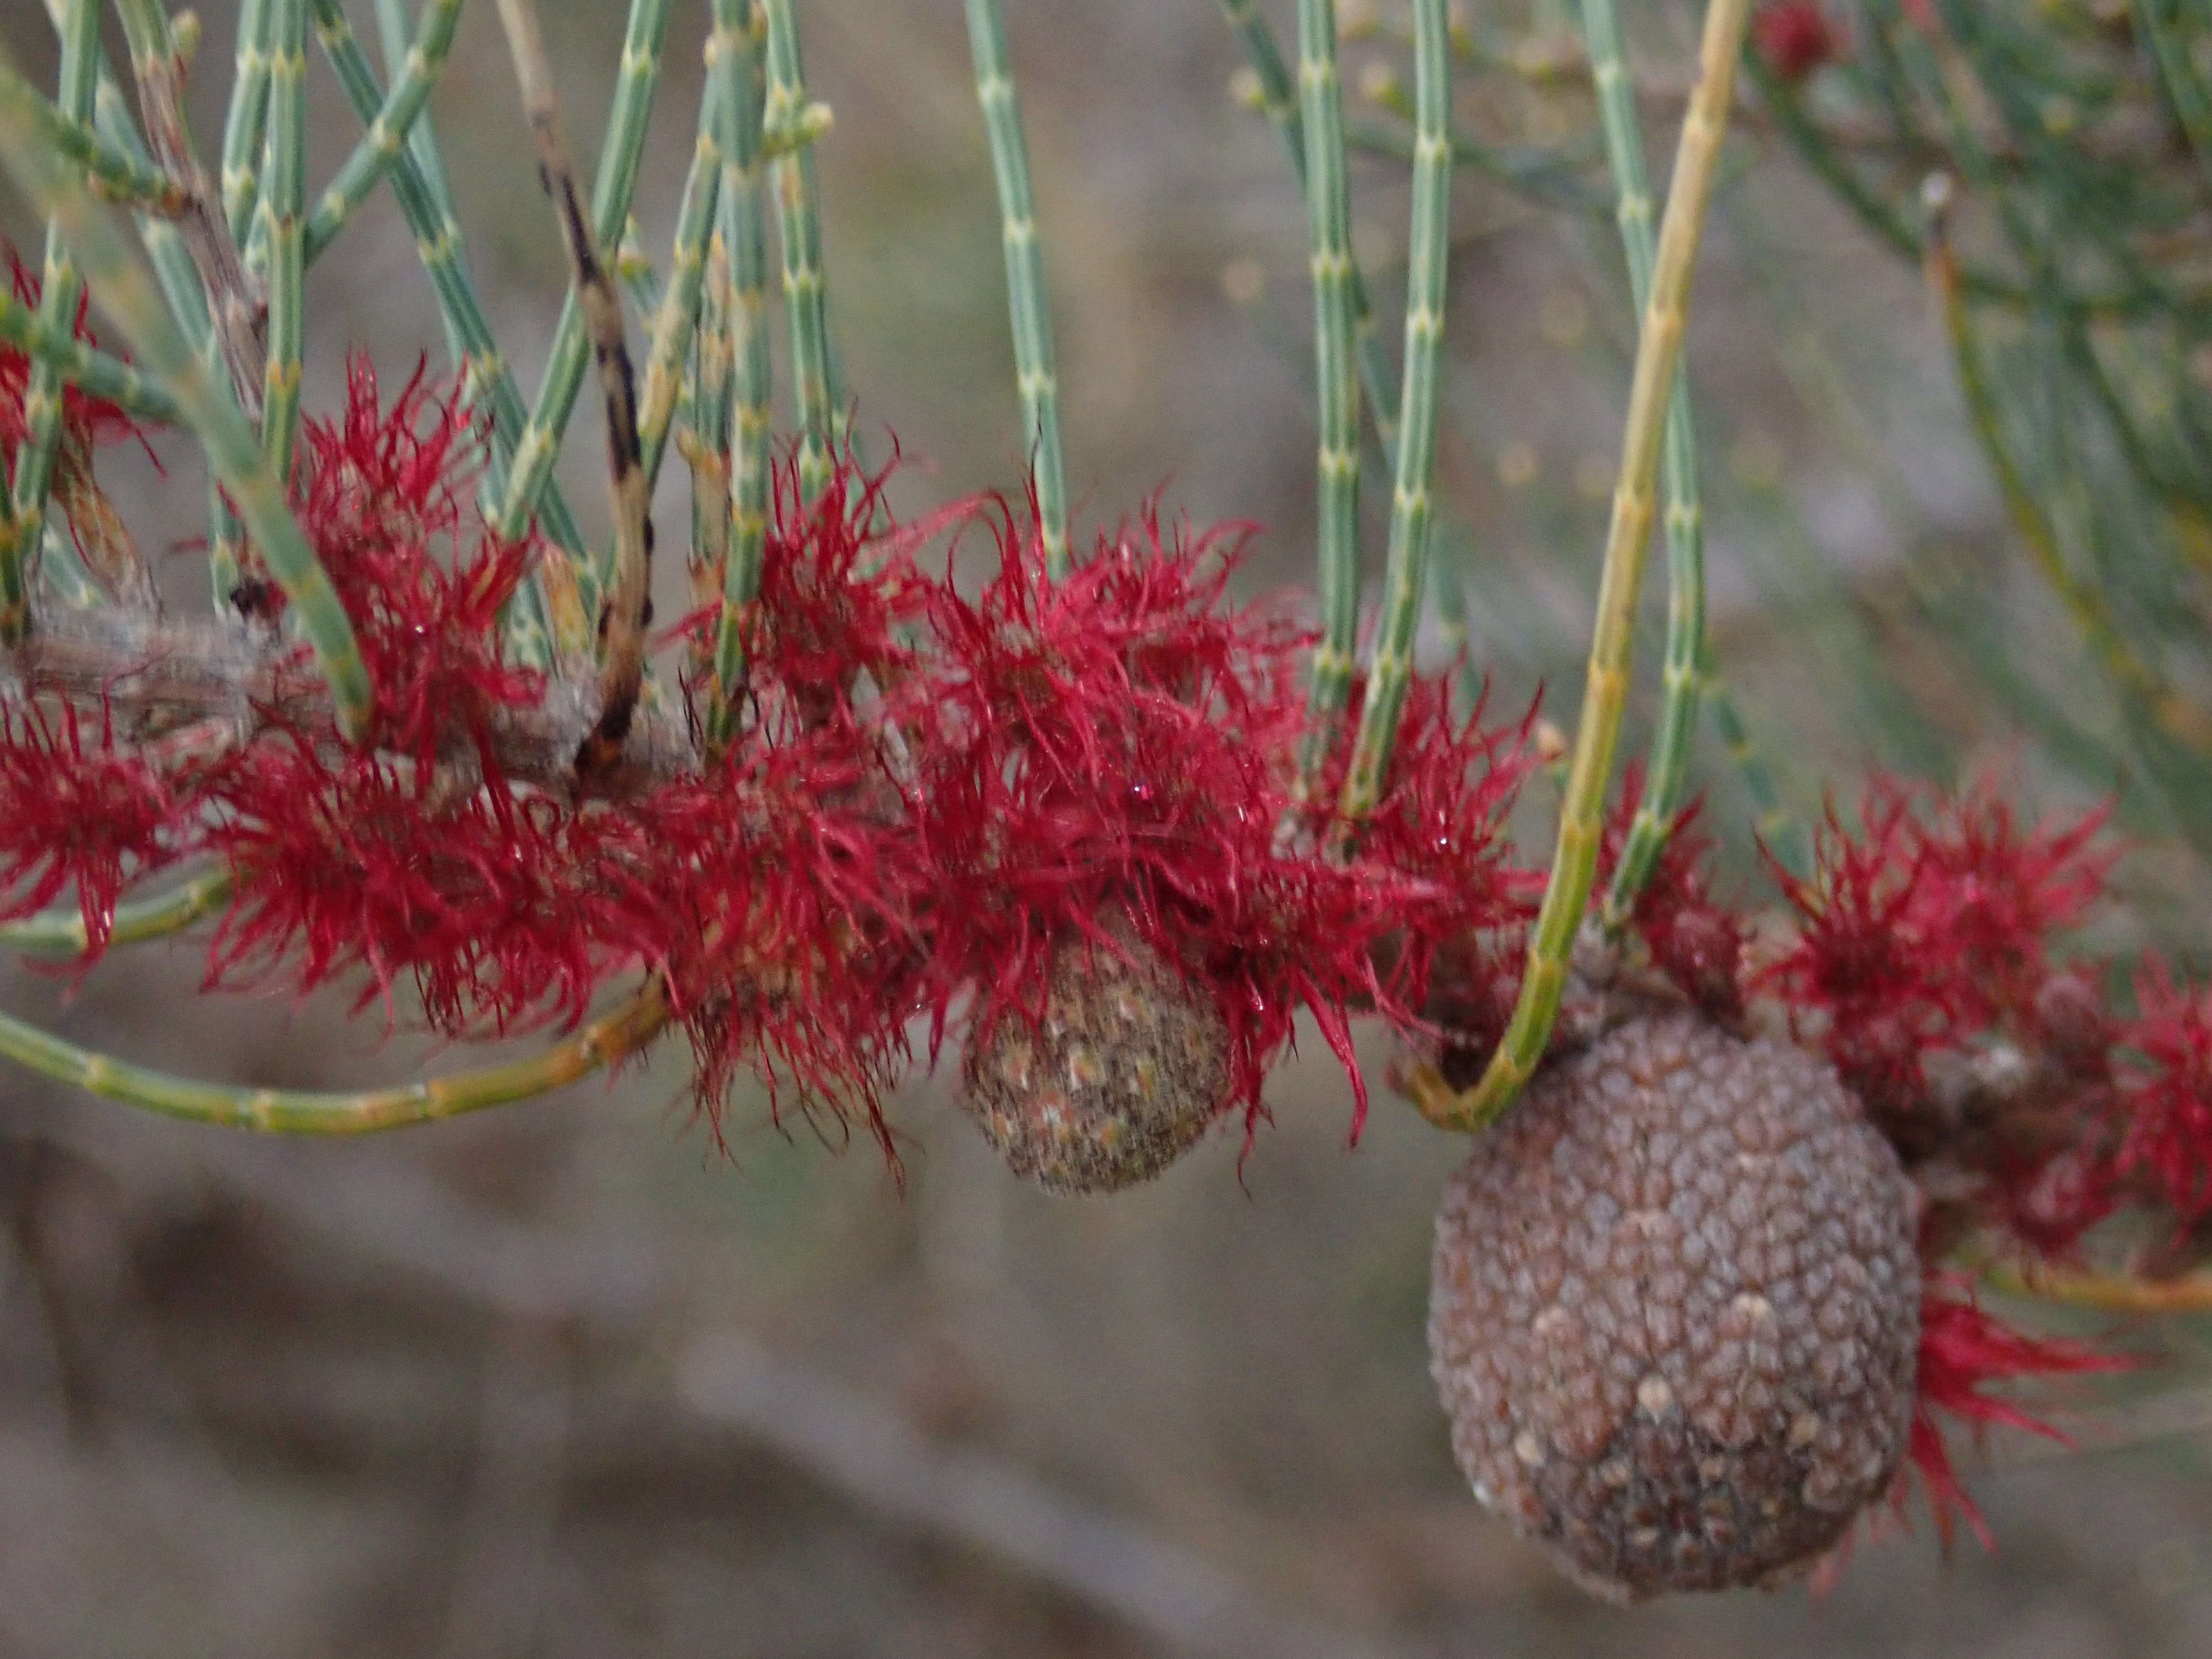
[2,611,696,799]
[490,0,655,784]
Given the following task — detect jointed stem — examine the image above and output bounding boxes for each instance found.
[258,0,308,483]
[0,45,376,743]
[1218,0,1401,447]
[219,0,273,238]
[2,0,102,644]
[964,0,1069,577]
[761,0,838,500]
[307,0,588,650]
[14,75,187,218]
[1292,0,1363,794]
[370,0,468,371]
[0,867,233,958]
[489,0,674,565]
[1335,0,1453,825]
[0,983,668,1133]
[708,0,774,752]
[491,0,654,778]
[637,95,724,492]
[300,0,466,261]
[1412,0,1754,1133]
[1578,0,1707,929]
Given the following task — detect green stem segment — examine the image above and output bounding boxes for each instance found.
[1579,0,1707,928]
[637,97,724,491]
[307,0,588,653]
[17,77,187,217]
[0,985,667,1133]
[1293,0,1363,791]
[301,0,466,260]
[489,0,672,559]
[761,0,838,500]
[258,0,308,483]
[0,45,375,741]
[491,0,653,777]
[1415,0,1754,1133]
[964,0,1070,576]
[218,0,273,238]
[0,868,233,957]
[708,0,773,752]
[1218,0,1399,450]
[1334,0,1453,825]
[2,0,101,643]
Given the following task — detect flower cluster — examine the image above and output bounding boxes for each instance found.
[0,368,1533,1163]
[1737,778,2193,1547]
[6,360,2197,1580]
[908,503,1532,1144]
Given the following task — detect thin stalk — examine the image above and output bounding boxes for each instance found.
[0,867,233,957]
[1226,0,1504,706]
[0,50,375,740]
[1216,0,1398,446]
[492,0,653,778]
[1334,0,1452,825]
[685,236,734,678]
[3,0,102,645]
[371,0,467,369]
[16,81,187,217]
[1412,0,1754,1133]
[1705,672,1806,874]
[1579,0,1708,930]
[489,0,674,548]
[637,95,723,491]
[258,0,307,483]
[300,0,466,261]
[0,983,667,1133]
[218,0,273,237]
[1985,1258,2212,1315]
[761,0,837,499]
[307,0,588,653]
[85,72,210,354]
[964,0,1069,575]
[707,0,773,752]
[111,0,264,417]
[1292,0,1362,792]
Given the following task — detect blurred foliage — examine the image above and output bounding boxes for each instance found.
[1303,0,2212,960]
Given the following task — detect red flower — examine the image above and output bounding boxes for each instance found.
[2113,958,2212,1224]
[1752,1,1841,82]
[906,501,1531,1143]
[698,447,936,732]
[1599,771,1746,1025]
[1904,1281,2126,1549]
[1762,778,2110,1115]
[0,702,185,958]
[290,358,541,758]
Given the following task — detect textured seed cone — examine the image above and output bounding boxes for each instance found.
[960,920,1231,1194]
[1428,1008,1919,1601]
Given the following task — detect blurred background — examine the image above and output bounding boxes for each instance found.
[8,0,2212,1653]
